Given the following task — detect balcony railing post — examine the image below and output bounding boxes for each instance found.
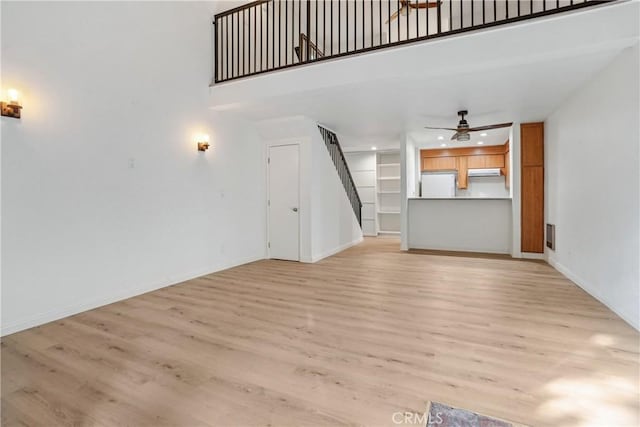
[306,0,311,61]
[214,19,218,82]
[387,0,390,44]
[471,0,474,26]
[347,0,350,52]
[331,0,334,55]
[406,0,409,41]
[338,0,342,53]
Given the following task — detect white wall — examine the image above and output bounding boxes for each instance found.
[1,2,266,335]
[545,45,640,330]
[310,128,363,261]
[257,116,362,262]
[456,176,510,198]
[510,124,522,258]
[400,132,415,250]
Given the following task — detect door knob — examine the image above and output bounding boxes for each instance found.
[292,207,298,212]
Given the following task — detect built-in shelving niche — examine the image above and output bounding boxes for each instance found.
[377,152,401,234]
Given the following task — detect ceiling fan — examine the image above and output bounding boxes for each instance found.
[386,0,440,24]
[425,110,513,142]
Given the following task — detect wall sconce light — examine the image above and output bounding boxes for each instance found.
[197,134,210,152]
[1,89,22,119]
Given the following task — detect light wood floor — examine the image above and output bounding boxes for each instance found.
[2,238,638,426]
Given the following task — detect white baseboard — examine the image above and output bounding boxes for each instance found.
[547,257,639,331]
[521,252,546,260]
[309,236,364,263]
[408,243,510,255]
[1,253,264,337]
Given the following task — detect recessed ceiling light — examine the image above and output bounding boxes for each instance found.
[437,136,444,140]
[371,146,377,150]
[440,143,447,147]
[480,133,488,137]
[477,141,484,145]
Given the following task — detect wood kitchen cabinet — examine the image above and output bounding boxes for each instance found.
[467,154,505,169]
[503,145,510,189]
[521,166,544,252]
[521,123,544,167]
[520,122,544,253]
[456,156,468,189]
[420,141,510,190]
[422,156,457,171]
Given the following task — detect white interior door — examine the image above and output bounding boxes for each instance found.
[268,144,300,261]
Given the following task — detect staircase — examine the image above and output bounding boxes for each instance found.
[317,125,362,226]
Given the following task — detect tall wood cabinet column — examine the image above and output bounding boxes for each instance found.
[520,122,544,253]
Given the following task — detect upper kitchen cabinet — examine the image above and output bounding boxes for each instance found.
[467,154,505,169]
[521,123,544,167]
[422,156,457,171]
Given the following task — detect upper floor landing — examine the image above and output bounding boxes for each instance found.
[209,0,638,117]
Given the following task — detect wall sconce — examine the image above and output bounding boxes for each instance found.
[197,134,210,152]
[1,89,22,119]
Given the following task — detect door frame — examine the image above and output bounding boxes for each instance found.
[266,141,301,261]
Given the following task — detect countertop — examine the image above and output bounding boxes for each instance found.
[408,197,512,201]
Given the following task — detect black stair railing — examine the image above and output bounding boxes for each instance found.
[213,0,612,83]
[317,125,362,226]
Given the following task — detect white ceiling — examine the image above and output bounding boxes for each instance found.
[223,46,622,149]
[211,1,245,15]
[210,1,639,150]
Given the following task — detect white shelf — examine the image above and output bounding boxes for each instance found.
[378,210,400,215]
[378,176,400,180]
[378,230,401,235]
[378,163,400,167]
[378,190,400,194]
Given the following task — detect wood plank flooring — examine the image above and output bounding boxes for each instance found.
[2,238,638,426]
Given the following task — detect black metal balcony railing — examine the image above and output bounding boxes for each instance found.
[318,125,362,226]
[213,0,609,83]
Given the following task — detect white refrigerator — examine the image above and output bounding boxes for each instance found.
[421,172,457,198]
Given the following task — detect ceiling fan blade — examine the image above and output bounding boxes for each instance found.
[450,133,460,141]
[385,8,401,24]
[424,126,458,131]
[409,1,440,9]
[467,122,513,132]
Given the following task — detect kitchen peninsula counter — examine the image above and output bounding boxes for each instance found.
[407,198,512,254]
